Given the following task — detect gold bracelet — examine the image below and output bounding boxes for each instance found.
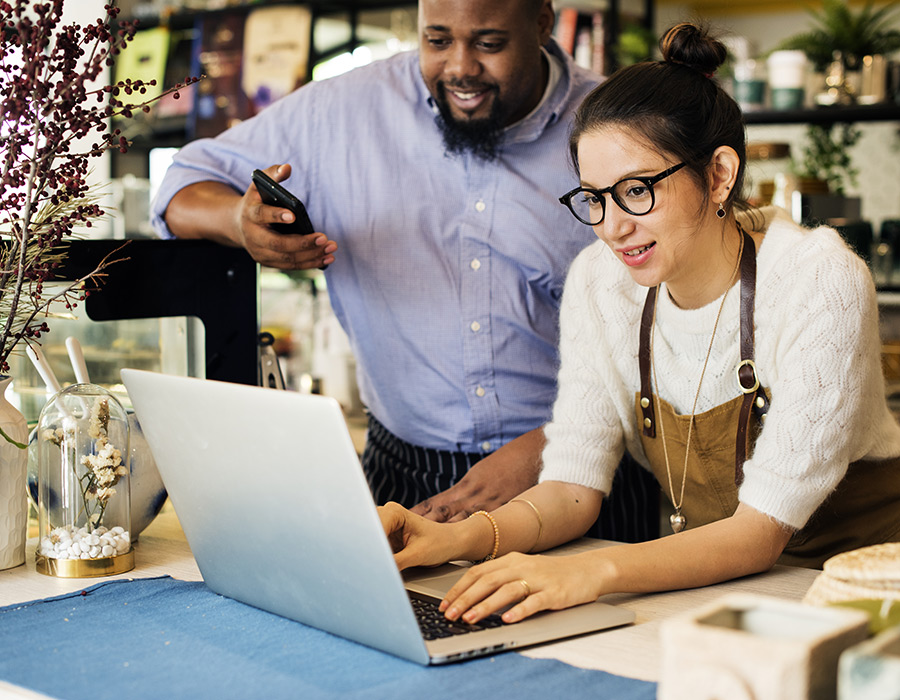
[469,510,499,563]
[512,498,543,551]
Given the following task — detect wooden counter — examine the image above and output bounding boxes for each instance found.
[0,503,819,687]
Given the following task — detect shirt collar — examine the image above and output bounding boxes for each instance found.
[510,45,563,128]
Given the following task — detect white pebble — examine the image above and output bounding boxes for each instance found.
[41,523,131,560]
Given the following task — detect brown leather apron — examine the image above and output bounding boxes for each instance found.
[634,228,900,569]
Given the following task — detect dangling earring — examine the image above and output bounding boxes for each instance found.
[716,201,726,219]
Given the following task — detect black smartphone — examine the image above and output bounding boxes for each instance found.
[251,169,315,236]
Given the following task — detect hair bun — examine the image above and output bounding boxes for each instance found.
[659,23,727,77]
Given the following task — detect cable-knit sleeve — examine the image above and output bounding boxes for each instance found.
[538,243,637,494]
[739,225,898,529]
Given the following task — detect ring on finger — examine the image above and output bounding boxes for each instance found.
[517,579,531,600]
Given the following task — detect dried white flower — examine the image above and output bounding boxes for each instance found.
[88,397,110,440]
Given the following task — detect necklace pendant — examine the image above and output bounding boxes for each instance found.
[670,511,687,533]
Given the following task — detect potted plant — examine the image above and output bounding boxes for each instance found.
[778,0,900,84]
[794,122,862,196]
[615,22,656,68]
[791,122,868,260]
[777,0,900,72]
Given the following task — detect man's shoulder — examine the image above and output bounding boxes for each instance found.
[545,38,601,106]
[304,50,423,99]
[568,63,603,97]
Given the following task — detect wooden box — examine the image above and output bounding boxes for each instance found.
[660,593,869,700]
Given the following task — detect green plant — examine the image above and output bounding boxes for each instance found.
[794,122,862,195]
[778,0,900,71]
[615,22,656,67]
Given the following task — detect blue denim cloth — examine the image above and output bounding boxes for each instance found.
[0,576,656,700]
[151,41,599,454]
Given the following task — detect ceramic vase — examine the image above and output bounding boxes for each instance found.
[0,375,29,570]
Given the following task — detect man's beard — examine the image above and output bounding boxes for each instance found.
[433,83,504,162]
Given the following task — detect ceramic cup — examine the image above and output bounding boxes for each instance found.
[734,79,766,110]
[733,58,766,111]
[770,87,805,110]
[767,50,808,110]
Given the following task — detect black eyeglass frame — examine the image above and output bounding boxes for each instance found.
[559,162,687,226]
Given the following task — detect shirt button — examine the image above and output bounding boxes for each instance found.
[475,386,486,397]
[470,258,481,270]
[475,200,486,212]
[470,321,481,332]
[481,441,492,451]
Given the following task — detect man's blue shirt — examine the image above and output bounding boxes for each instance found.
[151,42,599,453]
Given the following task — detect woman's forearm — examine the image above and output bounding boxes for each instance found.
[488,481,604,556]
[580,503,794,595]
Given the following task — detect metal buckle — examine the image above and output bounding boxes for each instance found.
[736,359,760,394]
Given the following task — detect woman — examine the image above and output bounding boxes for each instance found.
[379,23,900,627]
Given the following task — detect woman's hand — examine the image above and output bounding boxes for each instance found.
[378,501,475,570]
[440,551,609,625]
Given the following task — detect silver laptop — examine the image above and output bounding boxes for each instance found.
[121,369,634,665]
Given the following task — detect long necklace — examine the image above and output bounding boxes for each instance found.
[650,232,744,533]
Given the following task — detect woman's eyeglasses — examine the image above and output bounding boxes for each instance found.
[559,162,686,226]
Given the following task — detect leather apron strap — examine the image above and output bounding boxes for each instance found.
[638,227,767,486]
[638,286,658,438]
[735,226,769,485]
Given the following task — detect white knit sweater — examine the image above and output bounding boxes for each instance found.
[540,207,900,530]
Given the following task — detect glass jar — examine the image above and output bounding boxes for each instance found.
[35,384,133,577]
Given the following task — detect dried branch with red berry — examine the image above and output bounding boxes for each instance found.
[0,0,199,383]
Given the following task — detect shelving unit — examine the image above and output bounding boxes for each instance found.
[555,0,655,75]
[113,0,415,178]
[744,103,900,125]
[128,0,414,80]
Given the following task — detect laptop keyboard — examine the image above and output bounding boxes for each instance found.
[408,591,506,640]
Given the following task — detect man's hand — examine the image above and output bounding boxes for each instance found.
[237,164,337,270]
[411,428,545,522]
[164,163,338,271]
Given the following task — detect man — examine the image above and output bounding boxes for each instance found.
[151,0,658,540]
